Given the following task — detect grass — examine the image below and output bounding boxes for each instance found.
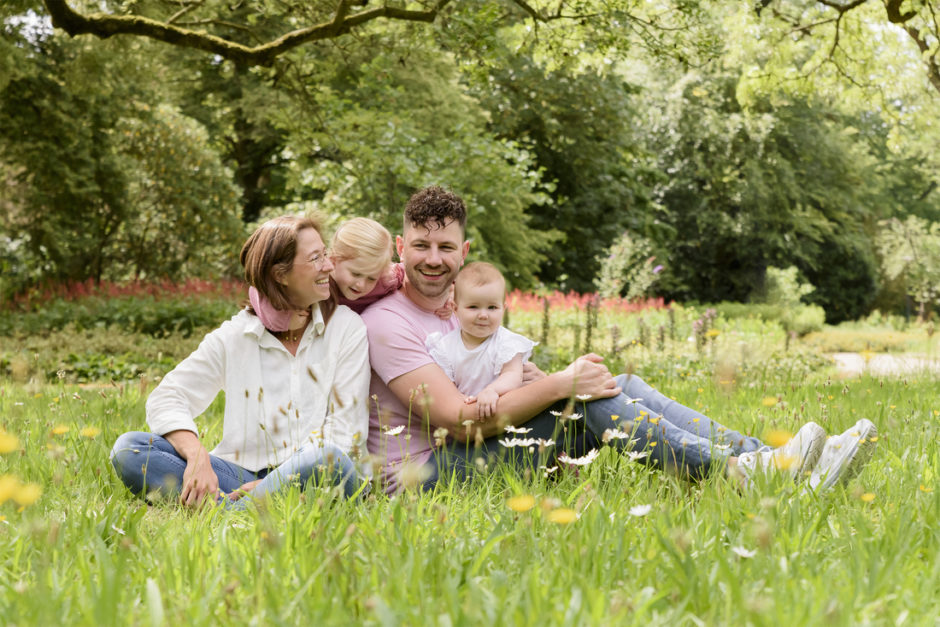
[1,300,939,625]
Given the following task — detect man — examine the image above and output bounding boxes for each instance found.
[361,186,876,492]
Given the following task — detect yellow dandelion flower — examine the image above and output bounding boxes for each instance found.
[860,493,876,503]
[547,508,578,524]
[934,410,939,417]
[761,397,778,407]
[869,436,879,443]
[610,414,619,422]
[0,431,19,454]
[919,484,933,493]
[649,416,661,425]
[649,441,658,447]
[634,416,643,422]
[889,405,896,409]
[0,475,18,504]
[33,393,42,399]
[774,454,796,470]
[692,418,700,423]
[705,329,720,338]
[51,425,70,436]
[506,495,536,512]
[639,411,648,417]
[13,483,41,507]
[764,430,792,448]
[80,426,101,439]
[697,388,704,394]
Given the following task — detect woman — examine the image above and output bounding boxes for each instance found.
[110,216,370,508]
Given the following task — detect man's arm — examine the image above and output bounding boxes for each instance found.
[388,353,621,441]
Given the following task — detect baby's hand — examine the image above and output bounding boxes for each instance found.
[434,299,455,320]
[475,388,500,419]
[433,284,456,320]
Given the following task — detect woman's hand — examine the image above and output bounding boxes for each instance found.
[179,449,221,507]
[228,479,262,502]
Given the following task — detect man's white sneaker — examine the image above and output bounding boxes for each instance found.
[736,422,827,481]
[808,419,877,491]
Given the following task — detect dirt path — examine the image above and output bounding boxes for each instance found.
[831,352,940,377]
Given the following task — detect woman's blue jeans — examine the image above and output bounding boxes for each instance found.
[110,432,362,508]
[424,374,765,488]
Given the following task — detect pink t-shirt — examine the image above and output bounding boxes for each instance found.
[361,289,457,492]
[336,263,405,314]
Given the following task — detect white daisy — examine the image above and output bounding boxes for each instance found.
[558,449,600,466]
[731,546,756,558]
[575,394,592,401]
[504,425,533,434]
[602,429,634,443]
[629,504,652,517]
[624,397,643,404]
[383,425,405,437]
[498,437,540,448]
[627,451,650,461]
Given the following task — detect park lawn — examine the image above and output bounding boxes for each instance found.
[1,367,938,626]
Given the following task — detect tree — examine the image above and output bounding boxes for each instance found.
[263,30,561,287]
[757,0,940,95]
[636,66,887,319]
[877,216,940,320]
[466,55,653,292]
[0,26,242,295]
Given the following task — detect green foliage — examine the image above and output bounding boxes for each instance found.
[801,328,923,354]
[594,231,662,300]
[637,66,887,320]
[466,55,653,291]
[876,216,940,319]
[271,38,559,288]
[761,266,814,308]
[0,32,244,298]
[0,294,239,339]
[711,300,824,337]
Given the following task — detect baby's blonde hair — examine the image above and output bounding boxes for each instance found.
[454,261,506,303]
[330,217,393,273]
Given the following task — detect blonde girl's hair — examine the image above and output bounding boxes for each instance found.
[240,214,336,324]
[330,217,393,273]
[454,261,506,302]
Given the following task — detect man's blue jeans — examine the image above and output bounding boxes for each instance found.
[424,374,765,488]
[110,432,362,508]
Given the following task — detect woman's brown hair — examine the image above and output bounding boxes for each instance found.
[240,215,336,325]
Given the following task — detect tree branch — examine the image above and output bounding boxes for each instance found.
[884,0,917,24]
[43,0,453,66]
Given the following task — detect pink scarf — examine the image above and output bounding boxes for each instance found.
[248,286,292,332]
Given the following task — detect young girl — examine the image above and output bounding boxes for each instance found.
[425,262,536,418]
[329,217,401,314]
[330,217,452,318]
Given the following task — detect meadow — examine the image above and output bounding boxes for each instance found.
[1,286,938,625]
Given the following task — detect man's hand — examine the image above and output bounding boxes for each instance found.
[179,448,220,507]
[228,479,262,502]
[560,354,621,401]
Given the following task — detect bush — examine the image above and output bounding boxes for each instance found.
[709,301,824,335]
[800,328,919,353]
[0,295,240,338]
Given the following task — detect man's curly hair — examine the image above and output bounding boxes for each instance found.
[404,186,467,234]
